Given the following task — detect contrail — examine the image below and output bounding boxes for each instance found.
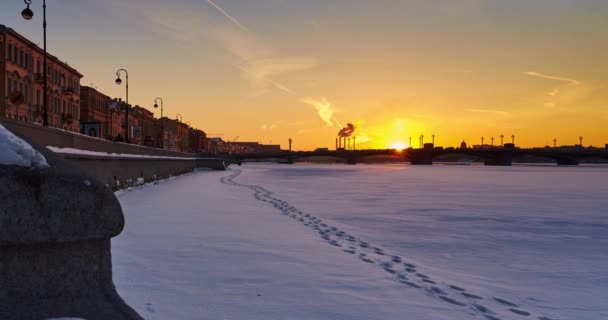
[524,71,580,85]
[207,0,249,32]
[232,64,296,95]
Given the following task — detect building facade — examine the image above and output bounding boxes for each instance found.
[80,86,111,138]
[188,128,207,153]
[1,25,83,132]
[131,105,155,146]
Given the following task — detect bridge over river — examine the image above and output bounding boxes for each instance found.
[225,144,608,166]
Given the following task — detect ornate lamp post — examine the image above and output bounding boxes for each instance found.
[579,136,583,148]
[22,0,49,126]
[431,134,435,145]
[154,97,164,149]
[553,138,557,148]
[115,69,129,143]
[491,136,494,147]
[481,136,485,147]
[511,134,515,145]
[500,134,504,146]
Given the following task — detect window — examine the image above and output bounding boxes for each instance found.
[8,79,12,95]
[14,47,18,64]
[24,53,29,69]
[37,60,40,73]
[8,43,13,61]
[36,89,40,108]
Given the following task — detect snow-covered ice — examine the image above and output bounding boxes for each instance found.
[114,163,608,320]
[0,124,48,168]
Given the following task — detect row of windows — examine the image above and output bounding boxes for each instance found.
[7,42,80,93]
[7,82,79,118]
[7,78,31,104]
[7,43,29,69]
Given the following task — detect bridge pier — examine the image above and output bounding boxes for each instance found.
[484,145,514,166]
[409,145,434,165]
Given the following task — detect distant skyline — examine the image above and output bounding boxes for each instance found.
[2,0,607,150]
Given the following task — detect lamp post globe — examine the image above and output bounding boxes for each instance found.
[115,77,122,85]
[154,103,158,109]
[21,8,34,20]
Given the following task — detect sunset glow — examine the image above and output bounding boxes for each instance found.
[390,142,407,151]
[1,1,606,150]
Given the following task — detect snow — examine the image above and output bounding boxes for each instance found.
[114,164,608,320]
[0,124,48,168]
[47,146,202,160]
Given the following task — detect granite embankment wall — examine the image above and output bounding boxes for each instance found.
[1,119,226,189]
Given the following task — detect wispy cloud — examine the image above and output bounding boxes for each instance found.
[207,0,249,32]
[524,71,580,85]
[525,71,584,107]
[302,97,338,127]
[466,108,509,116]
[216,29,318,96]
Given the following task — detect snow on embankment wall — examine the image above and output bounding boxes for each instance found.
[0,124,48,168]
[1,119,226,190]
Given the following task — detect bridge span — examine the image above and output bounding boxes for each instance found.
[223,144,608,166]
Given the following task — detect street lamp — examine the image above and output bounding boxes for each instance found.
[176,114,183,151]
[115,69,129,143]
[154,97,164,148]
[22,0,48,126]
[500,134,504,146]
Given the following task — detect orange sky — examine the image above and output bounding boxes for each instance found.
[3,0,607,150]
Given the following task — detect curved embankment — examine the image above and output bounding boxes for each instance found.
[221,169,557,320]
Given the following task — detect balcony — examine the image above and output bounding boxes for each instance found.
[62,86,75,96]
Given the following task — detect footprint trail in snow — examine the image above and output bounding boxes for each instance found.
[221,169,558,320]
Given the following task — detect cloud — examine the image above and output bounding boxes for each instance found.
[261,123,278,131]
[466,108,509,116]
[216,29,318,96]
[207,0,249,32]
[302,97,337,127]
[524,71,580,85]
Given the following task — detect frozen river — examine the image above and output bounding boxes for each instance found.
[114,163,608,320]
